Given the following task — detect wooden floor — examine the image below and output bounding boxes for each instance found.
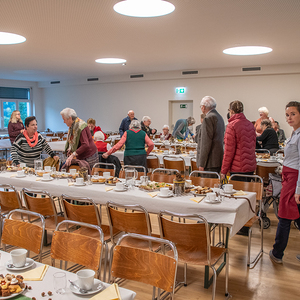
[40,207,299,300]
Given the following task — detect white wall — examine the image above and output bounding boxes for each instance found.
[43,73,300,137]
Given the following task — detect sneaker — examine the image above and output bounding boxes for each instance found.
[269,250,282,264]
[296,254,300,262]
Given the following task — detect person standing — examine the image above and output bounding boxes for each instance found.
[8,110,24,144]
[172,117,195,140]
[195,113,205,144]
[254,107,274,136]
[119,110,137,137]
[269,101,300,264]
[196,96,225,173]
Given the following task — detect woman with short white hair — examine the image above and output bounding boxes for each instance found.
[94,131,111,152]
[160,125,171,140]
[141,116,157,137]
[254,106,275,136]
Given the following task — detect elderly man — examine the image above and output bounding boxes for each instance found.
[119,110,137,137]
[141,116,157,137]
[172,116,195,140]
[196,96,225,173]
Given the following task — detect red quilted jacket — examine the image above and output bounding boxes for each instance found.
[221,113,256,174]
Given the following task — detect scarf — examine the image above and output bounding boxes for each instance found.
[23,130,39,148]
[65,118,87,152]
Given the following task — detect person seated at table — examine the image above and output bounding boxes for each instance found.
[273,121,286,143]
[160,125,172,140]
[221,101,256,181]
[254,106,275,136]
[87,118,107,140]
[60,108,98,170]
[94,131,111,152]
[256,119,279,155]
[119,110,137,137]
[172,117,195,141]
[11,116,59,168]
[8,110,24,144]
[103,120,154,170]
[141,116,157,137]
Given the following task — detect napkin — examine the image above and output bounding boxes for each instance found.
[105,187,114,192]
[190,196,205,203]
[22,265,49,281]
[68,182,74,186]
[10,174,16,178]
[36,178,41,181]
[148,191,159,198]
[90,283,122,300]
[233,190,247,196]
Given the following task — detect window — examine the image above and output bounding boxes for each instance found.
[0,87,31,129]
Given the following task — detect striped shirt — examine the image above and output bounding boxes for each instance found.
[11,133,55,168]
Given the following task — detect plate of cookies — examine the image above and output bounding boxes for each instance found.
[0,274,26,299]
[91,176,106,184]
[190,186,213,196]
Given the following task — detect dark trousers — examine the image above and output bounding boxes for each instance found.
[272,204,300,259]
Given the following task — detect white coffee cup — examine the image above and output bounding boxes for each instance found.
[116,181,125,190]
[160,187,170,196]
[103,172,110,179]
[17,170,24,177]
[207,192,217,201]
[269,156,276,161]
[164,150,169,155]
[11,249,27,267]
[76,269,95,291]
[70,169,77,175]
[44,166,51,171]
[223,184,233,193]
[43,173,51,180]
[185,179,192,187]
[20,163,26,168]
[76,177,84,185]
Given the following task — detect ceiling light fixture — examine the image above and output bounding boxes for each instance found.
[0,32,26,45]
[113,0,175,17]
[95,58,127,64]
[223,46,273,56]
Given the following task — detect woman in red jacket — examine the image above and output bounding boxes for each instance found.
[221,101,256,180]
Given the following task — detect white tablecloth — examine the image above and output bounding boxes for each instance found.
[47,140,66,152]
[0,173,256,237]
[0,250,136,300]
[0,139,11,149]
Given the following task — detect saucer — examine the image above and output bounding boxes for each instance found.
[41,177,54,182]
[205,198,221,204]
[6,258,35,271]
[74,182,86,186]
[70,279,105,295]
[157,192,173,198]
[114,187,128,192]
[16,174,26,178]
[222,189,236,194]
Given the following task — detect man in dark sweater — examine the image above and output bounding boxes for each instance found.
[119,110,137,137]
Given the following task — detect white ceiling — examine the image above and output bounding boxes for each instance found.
[0,0,299,83]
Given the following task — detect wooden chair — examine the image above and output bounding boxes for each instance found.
[191,158,198,171]
[46,132,55,137]
[22,188,65,245]
[150,168,179,184]
[228,174,264,267]
[255,149,270,155]
[275,149,284,156]
[113,138,121,146]
[111,233,178,300]
[119,165,146,180]
[62,136,68,141]
[51,220,104,279]
[189,170,220,187]
[0,184,23,214]
[68,165,81,171]
[256,164,279,184]
[154,134,161,139]
[158,211,229,300]
[163,155,185,174]
[92,162,116,176]
[50,137,61,142]
[1,209,45,262]
[61,195,120,281]
[147,155,160,174]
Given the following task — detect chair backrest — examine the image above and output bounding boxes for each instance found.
[92,162,116,176]
[1,209,45,261]
[191,158,197,171]
[119,165,146,180]
[51,220,103,277]
[147,155,160,170]
[189,170,220,187]
[69,165,81,171]
[158,210,212,265]
[113,138,121,146]
[61,195,101,226]
[50,137,61,142]
[62,136,68,141]
[46,132,55,136]
[0,184,22,212]
[275,149,284,156]
[163,155,185,173]
[111,233,177,297]
[150,168,179,184]
[255,149,270,155]
[255,165,278,183]
[154,134,160,139]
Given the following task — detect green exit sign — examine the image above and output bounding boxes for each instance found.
[180,104,188,108]
[175,87,186,94]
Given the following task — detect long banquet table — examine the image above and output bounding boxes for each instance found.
[0,172,256,237]
[0,250,136,299]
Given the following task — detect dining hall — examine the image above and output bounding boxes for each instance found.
[0,1,300,299]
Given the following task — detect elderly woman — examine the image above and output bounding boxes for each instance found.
[8,110,24,144]
[11,116,59,167]
[94,131,111,152]
[221,101,256,180]
[172,116,195,140]
[87,118,107,140]
[103,120,154,169]
[256,119,279,155]
[61,108,98,169]
[254,107,275,136]
[269,101,300,264]
[160,125,172,140]
[141,116,157,137]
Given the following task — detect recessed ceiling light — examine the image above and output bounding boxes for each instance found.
[223,46,273,56]
[0,32,26,45]
[95,58,127,64]
[113,0,175,17]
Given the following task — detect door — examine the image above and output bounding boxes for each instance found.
[169,100,193,133]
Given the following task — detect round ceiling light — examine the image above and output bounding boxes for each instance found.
[223,46,273,56]
[0,32,26,45]
[95,58,127,64]
[113,0,175,17]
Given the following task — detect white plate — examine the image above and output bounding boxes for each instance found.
[70,279,105,296]
[15,175,26,178]
[74,182,86,186]
[41,177,54,182]
[222,189,236,194]
[114,187,128,192]
[157,192,174,198]
[0,286,26,299]
[6,258,35,271]
[205,199,221,204]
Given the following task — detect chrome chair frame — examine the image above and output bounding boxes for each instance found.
[92,162,116,176]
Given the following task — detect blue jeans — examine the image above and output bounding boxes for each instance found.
[272,204,300,259]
